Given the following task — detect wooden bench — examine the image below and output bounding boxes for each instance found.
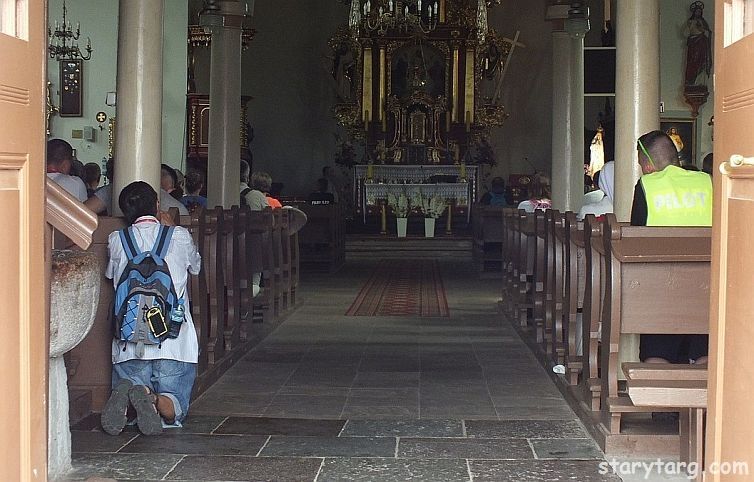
[624,362,707,481]
[473,205,505,277]
[600,213,711,434]
[246,208,276,323]
[295,203,345,273]
[562,211,585,385]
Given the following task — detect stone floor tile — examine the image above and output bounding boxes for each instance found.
[341,419,464,437]
[465,420,589,439]
[347,388,419,406]
[69,453,182,480]
[277,386,351,396]
[468,460,621,481]
[71,431,139,453]
[495,405,578,421]
[285,366,358,388]
[189,394,272,416]
[215,416,345,436]
[259,435,396,457]
[352,371,420,388]
[340,405,420,419]
[317,457,471,482]
[168,415,228,434]
[530,438,604,460]
[166,455,323,481]
[263,394,347,419]
[119,433,268,456]
[398,437,533,459]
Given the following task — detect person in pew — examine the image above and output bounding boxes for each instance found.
[82,162,102,199]
[46,138,88,202]
[101,181,201,436]
[578,161,614,220]
[517,174,552,212]
[161,164,184,201]
[85,180,189,217]
[631,130,712,365]
[308,178,336,205]
[240,164,282,210]
[180,169,207,213]
[480,177,507,206]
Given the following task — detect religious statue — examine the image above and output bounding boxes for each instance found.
[684,1,712,86]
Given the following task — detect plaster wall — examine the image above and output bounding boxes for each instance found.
[47,0,188,181]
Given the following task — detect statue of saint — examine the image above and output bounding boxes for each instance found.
[684,1,712,86]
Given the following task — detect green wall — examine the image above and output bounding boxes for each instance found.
[47,0,188,179]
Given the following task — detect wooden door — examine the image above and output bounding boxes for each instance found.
[706,1,754,479]
[0,0,48,479]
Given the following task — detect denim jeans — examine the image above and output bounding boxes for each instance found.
[112,359,197,423]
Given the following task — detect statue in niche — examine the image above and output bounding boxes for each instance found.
[684,1,712,86]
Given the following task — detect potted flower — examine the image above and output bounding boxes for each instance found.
[420,194,447,238]
[387,192,410,237]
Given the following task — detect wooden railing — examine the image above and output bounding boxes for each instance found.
[500,208,711,467]
[66,205,298,411]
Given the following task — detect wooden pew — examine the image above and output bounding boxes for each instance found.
[532,210,547,343]
[473,205,505,277]
[562,212,586,386]
[514,211,537,330]
[246,208,276,323]
[599,214,711,434]
[544,210,565,363]
[624,362,707,481]
[200,207,226,366]
[295,203,345,273]
[580,214,606,411]
[501,209,517,316]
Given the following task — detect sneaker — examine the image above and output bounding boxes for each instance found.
[128,385,163,436]
[101,380,133,435]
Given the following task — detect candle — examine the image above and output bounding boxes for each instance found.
[405,6,409,16]
[389,0,393,11]
[379,6,383,15]
[418,0,422,13]
[434,2,438,15]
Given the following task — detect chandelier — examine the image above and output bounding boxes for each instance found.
[48,0,92,61]
[349,0,440,35]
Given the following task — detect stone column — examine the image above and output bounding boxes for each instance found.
[113,0,164,215]
[547,5,588,212]
[613,0,660,221]
[202,1,246,208]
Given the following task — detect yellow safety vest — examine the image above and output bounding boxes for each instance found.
[641,165,713,227]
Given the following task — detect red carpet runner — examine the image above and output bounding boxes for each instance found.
[346,259,449,317]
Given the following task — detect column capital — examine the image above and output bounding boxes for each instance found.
[200,1,250,29]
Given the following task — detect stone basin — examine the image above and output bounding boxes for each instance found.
[49,249,101,480]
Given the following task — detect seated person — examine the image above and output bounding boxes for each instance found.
[308,178,336,205]
[480,177,507,206]
[101,181,201,436]
[82,162,102,199]
[46,139,88,202]
[241,169,281,210]
[161,164,183,201]
[578,161,614,220]
[86,180,188,216]
[180,169,207,213]
[517,175,552,212]
[631,130,712,365]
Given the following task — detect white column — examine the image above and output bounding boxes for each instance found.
[113,0,164,215]
[203,1,244,208]
[549,12,587,212]
[614,0,660,221]
[550,31,574,212]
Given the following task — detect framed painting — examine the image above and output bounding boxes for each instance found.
[660,117,697,166]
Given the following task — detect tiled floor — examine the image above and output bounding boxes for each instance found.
[69,260,681,481]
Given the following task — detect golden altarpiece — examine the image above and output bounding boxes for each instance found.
[331,0,517,226]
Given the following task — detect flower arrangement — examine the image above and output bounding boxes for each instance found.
[387,192,411,218]
[419,193,447,219]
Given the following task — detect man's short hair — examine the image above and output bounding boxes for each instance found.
[83,162,101,186]
[240,160,250,183]
[251,171,272,192]
[185,169,204,195]
[47,138,73,168]
[638,130,680,168]
[161,164,177,190]
[119,181,158,225]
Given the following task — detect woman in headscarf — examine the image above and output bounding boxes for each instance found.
[578,161,614,220]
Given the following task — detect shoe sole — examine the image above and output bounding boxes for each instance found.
[101,380,132,435]
[129,386,163,436]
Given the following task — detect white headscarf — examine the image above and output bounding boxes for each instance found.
[598,161,615,203]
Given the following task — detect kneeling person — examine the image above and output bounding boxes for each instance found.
[102,181,201,435]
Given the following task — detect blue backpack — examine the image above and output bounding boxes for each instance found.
[113,225,184,350]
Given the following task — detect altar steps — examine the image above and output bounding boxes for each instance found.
[346,235,473,260]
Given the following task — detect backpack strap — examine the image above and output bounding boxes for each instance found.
[119,228,141,260]
[151,225,175,258]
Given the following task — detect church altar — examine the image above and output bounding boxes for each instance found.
[354,164,477,222]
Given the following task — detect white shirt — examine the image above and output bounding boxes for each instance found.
[106,216,201,364]
[95,185,188,215]
[48,172,88,202]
